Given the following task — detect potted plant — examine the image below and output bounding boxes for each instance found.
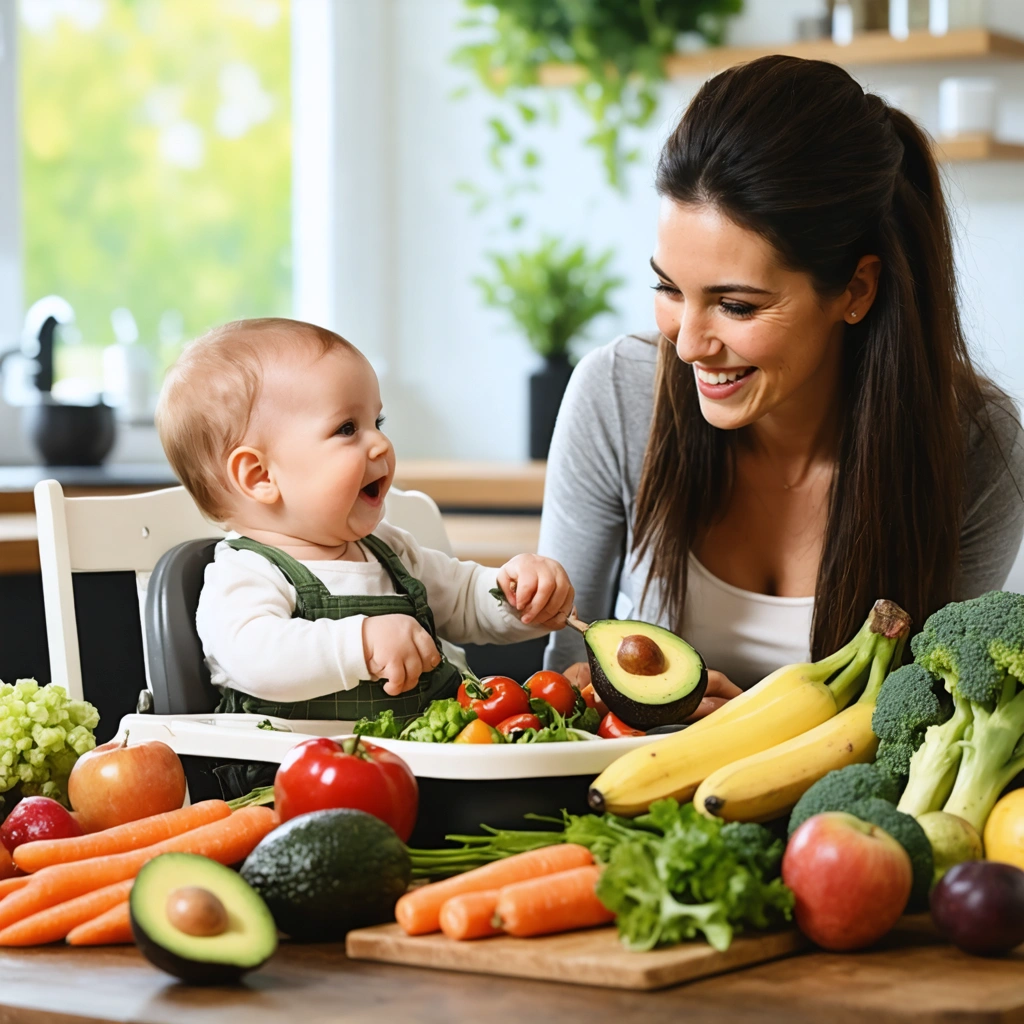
[475,237,623,458]
[455,0,744,188]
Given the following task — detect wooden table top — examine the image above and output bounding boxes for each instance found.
[0,931,1019,1024]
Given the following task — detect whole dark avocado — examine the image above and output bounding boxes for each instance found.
[130,852,277,985]
[582,619,707,728]
[240,808,411,941]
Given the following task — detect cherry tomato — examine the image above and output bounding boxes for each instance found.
[453,719,503,744]
[496,713,543,738]
[456,676,531,726]
[580,683,609,718]
[598,712,646,739]
[524,670,578,717]
[273,737,418,841]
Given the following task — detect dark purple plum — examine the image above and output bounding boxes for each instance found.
[930,860,1024,956]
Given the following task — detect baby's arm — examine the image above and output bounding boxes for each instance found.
[196,546,404,700]
[377,522,571,646]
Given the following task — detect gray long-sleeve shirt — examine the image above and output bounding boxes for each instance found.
[539,332,1024,674]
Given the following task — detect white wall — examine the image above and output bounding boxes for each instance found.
[347,0,1024,462]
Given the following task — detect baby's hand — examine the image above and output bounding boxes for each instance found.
[362,614,442,696]
[496,554,574,628]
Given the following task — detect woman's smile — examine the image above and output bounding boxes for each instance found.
[694,364,758,399]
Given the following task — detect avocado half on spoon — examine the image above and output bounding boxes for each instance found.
[566,613,707,729]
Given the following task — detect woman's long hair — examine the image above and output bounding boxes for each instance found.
[633,54,996,658]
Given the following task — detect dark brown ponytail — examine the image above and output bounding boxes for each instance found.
[635,55,992,657]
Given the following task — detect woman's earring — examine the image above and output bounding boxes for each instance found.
[849,311,858,321]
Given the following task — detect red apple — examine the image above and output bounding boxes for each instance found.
[68,733,186,833]
[0,796,82,853]
[782,811,912,951]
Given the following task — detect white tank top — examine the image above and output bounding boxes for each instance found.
[679,554,815,690]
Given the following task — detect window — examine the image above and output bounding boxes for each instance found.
[18,0,291,395]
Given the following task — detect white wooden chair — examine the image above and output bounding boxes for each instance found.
[33,480,455,703]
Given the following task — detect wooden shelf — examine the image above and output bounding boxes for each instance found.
[537,28,1024,87]
[934,133,1024,161]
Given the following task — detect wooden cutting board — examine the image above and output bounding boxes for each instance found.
[345,923,805,991]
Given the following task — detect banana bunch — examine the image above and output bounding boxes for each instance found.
[693,627,902,822]
[588,600,910,819]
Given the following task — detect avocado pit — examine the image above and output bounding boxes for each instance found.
[167,886,228,937]
[616,634,667,675]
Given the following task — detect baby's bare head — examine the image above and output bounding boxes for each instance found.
[156,317,355,521]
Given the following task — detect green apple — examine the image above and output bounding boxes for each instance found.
[917,811,984,885]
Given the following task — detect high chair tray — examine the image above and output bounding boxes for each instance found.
[115,713,658,780]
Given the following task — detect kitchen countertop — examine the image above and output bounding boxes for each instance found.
[0,463,179,492]
[0,460,547,508]
[0,931,1019,1023]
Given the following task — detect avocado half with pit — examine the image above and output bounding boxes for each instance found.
[130,853,277,985]
[582,619,707,729]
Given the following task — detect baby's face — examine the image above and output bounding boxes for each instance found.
[252,344,395,545]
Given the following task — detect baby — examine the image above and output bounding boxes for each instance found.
[155,317,574,721]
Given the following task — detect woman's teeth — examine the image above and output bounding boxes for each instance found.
[696,367,751,385]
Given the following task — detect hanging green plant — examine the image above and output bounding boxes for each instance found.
[474,237,624,360]
[454,0,744,190]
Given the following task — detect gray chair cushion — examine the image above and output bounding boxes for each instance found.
[145,539,220,715]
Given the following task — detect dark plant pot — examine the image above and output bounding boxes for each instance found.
[22,399,116,466]
[528,354,574,460]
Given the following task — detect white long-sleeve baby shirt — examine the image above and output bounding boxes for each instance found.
[195,520,545,703]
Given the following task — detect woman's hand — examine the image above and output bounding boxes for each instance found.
[562,663,741,724]
[686,670,743,722]
[563,661,591,690]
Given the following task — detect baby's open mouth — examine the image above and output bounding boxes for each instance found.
[361,479,381,499]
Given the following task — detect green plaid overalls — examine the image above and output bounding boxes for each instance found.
[214,534,463,719]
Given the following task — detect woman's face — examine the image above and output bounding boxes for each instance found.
[652,200,850,433]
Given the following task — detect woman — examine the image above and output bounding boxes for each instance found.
[539,55,1024,718]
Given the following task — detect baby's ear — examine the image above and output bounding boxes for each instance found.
[226,446,279,505]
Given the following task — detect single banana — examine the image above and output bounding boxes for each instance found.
[682,662,826,735]
[693,702,879,823]
[588,671,841,817]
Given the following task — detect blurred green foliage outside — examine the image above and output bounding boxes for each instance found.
[19,0,292,386]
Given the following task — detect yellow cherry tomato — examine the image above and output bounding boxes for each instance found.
[453,719,501,744]
[984,789,1024,870]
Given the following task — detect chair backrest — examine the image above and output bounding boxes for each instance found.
[34,479,450,705]
[33,481,224,700]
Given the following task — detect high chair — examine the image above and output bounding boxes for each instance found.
[33,479,652,844]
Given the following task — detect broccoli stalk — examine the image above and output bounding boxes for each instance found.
[941,674,1024,831]
[907,591,1024,834]
[895,689,971,818]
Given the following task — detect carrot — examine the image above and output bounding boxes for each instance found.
[0,877,30,900]
[496,865,614,938]
[0,879,134,946]
[438,889,502,941]
[0,843,19,882]
[396,843,594,936]
[66,901,132,946]
[14,800,232,873]
[0,805,276,931]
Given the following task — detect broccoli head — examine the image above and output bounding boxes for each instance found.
[906,591,1024,832]
[872,663,952,778]
[788,764,901,837]
[846,797,934,911]
[720,821,785,878]
[911,590,1024,701]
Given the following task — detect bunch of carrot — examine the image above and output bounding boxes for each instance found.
[395,844,615,941]
[0,801,277,947]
